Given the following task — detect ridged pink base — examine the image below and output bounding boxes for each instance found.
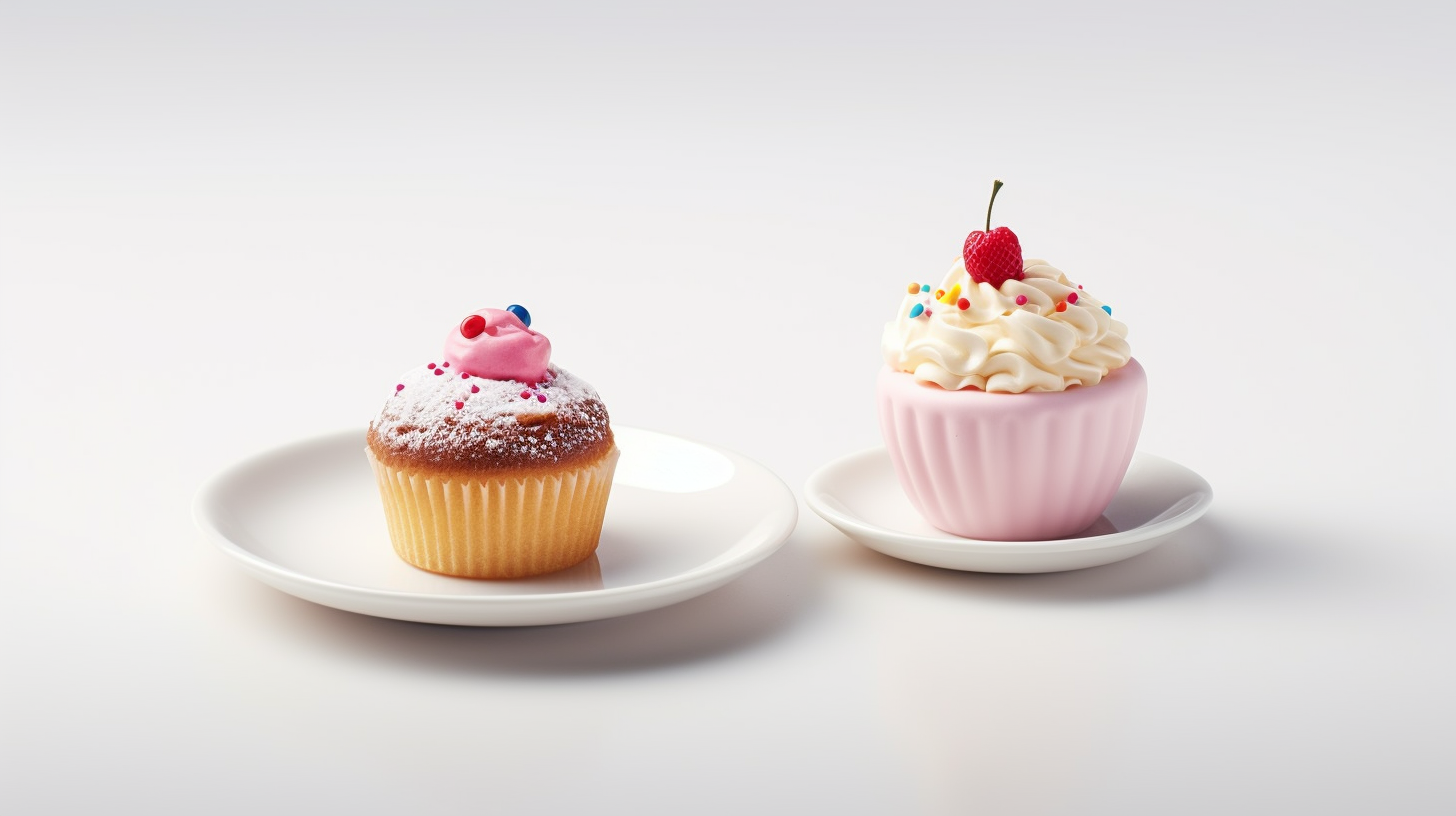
[877,359,1147,541]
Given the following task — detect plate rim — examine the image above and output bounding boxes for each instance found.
[804,448,1213,555]
[194,426,798,623]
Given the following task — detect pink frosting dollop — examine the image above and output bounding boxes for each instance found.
[442,308,552,383]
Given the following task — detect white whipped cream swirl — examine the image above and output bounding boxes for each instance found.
[881,258,1131,393]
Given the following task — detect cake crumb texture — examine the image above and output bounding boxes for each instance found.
[368,365,612,475]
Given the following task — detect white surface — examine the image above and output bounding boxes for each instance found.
[195,427,796,626]
[806,450,1212,573]
[2,2,1454,814]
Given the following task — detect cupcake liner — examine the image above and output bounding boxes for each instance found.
[878,360,1146,541]
[366,448,619,579]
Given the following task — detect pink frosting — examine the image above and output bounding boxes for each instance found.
[442,308,552,383]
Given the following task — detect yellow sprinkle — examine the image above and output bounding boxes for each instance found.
[938,283,962,305]
[907,282,919,294]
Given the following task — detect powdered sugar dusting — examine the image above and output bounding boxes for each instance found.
[370,364,611,469]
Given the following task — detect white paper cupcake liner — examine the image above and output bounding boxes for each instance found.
[366,447,619,579]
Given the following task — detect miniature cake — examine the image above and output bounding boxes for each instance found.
[367,305,617,578]
[878,182,1146,541]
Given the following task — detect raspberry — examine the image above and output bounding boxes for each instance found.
[963,227,1023,289]
[962,179,1025,290]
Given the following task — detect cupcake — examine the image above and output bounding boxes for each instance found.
[879,182,1146,541]
[366,305,617,578]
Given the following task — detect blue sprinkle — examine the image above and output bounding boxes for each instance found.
[1101,304,1112,316]
[506,304,531,327]
[920,285,930,293]
[909,303,925,318]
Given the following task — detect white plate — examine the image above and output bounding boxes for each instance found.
[194,426,797,626]
[805,449,1212,573]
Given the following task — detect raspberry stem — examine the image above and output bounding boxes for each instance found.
[985,179,1004,232]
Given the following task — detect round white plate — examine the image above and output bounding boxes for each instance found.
[195,426,797,626]
[805,449,1212,573]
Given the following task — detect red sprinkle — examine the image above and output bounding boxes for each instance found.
[395,384,404,392]
[1068,292,1079,304]
[427,363,436,369]
[1055,301,1068,312]
[957,297,969,310]
[537,394,547,403]
[461,373,469,379]
[1077,284,1084,289]
[454,401,464,410]
[460,314,486,339]
[433,368,443,375]
[1015,294,1027,305]
[520,390,531,399]
[470,385,480,393]
[442,362,449,367]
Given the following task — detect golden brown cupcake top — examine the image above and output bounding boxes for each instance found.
[368,364,612,478]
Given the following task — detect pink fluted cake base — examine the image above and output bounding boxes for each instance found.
[877,359,1147,541]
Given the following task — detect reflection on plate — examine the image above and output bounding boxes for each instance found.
[195,426,797,626]
[805,449,1211,574]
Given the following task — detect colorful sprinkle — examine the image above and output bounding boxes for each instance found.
[909,303,925,318]
[1077,284,1083,289]
[441,361,449,367]
[460,314,486,339]
[934,289,945,300]
[461,373,469,379]
[938,283,962,305]
[506,304,531,327]
[427,363,436,369]
[454,401,464,410]
[957,297,969,310]
[433,368,443,375]
[1015,294,1027,306]
[537,394,547,403]
[907,282,920,294]
[1055,301,1068,312]
[470,384,480,393]
[920,285,930,293]
[520,390,532,399]
[1102,304,1113,316]
[1067,292,1079,304]
[395,384,404,392]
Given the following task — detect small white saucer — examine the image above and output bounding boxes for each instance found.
[805,449,1212,573]
[194,426,797,626]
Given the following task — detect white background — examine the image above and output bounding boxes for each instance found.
[3,2,1454,813]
